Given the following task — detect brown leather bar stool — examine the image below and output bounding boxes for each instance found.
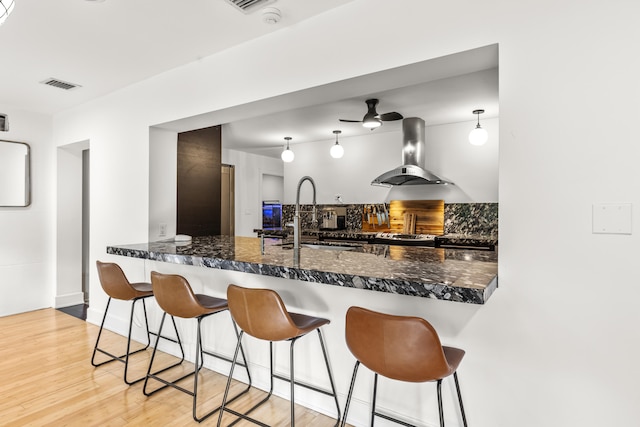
[217,284,341,427]
[92,261,184,385]
[341,306,468,427]
[143,272,251,423]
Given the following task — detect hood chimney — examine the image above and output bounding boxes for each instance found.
[371,117,453,186]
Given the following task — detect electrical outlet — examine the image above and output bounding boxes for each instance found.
[159,223,167,237]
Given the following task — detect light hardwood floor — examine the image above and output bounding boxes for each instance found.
[0,309,345,426]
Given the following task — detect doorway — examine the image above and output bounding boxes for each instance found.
[221,164,235,236]
[56,141,90,318]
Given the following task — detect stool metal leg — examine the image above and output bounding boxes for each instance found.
[193,316,252,422]
[290,338,297,426]
[454,372,468,427]
[219,330,341,427]
[145,312,252,423]
[437,379,445,427]
[143,312,189,396]
[317,329,341,425]
[371,373,379,427]
[217,331,271,427]
[91,296,152,385]
[340,360,360,427]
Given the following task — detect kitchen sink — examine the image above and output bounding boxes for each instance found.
[275,241,362,251]
[302,243,358,251]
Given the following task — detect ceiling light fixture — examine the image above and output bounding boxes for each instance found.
[469,109,488,146]
[0,0,15,26]
[330,130,344,159]
[281,137,294,162]
[362,114,382,129]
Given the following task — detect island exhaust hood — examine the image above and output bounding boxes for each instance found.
[371,117,453,186]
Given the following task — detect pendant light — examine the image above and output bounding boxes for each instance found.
[469,109,488,146]
[330,130,344,158]
[0,0,15,26]
[281,137,294,162]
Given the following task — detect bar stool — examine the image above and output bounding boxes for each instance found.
[92,261,183,385]
[143,272,251,423]
[340,306,468,427]
[217,284,341,427]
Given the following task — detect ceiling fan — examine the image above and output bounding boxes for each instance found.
[339,98,404,129]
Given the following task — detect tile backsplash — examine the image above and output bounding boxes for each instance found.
[444,203,498,236]
[282,202,498,237]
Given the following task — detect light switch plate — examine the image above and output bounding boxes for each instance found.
[592,203,632,234]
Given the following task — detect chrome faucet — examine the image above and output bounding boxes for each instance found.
[294,176,317,251]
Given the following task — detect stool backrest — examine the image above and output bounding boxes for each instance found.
[227,284,298,341]
[345,306,451,382]
[96,261,138,300]
[150,271,208,319]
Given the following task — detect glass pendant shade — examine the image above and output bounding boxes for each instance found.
[281,148,294,162]
[0,0,15,26]
[469,125,488,146]
[330,130,344,158]
[469,109,488,145]
[330,142,344,158]
[281,137,294,162]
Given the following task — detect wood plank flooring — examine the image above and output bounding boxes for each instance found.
[0,309,344,426]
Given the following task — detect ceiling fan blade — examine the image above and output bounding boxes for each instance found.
[379,112,404,121]
[339,119,363,123]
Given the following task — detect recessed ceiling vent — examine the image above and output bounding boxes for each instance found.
[224,0,276,14]
[40,78,82,91]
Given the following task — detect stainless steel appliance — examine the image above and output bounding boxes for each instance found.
[262,201,282,230]
[371,117,453,186]
[321,207,346,230]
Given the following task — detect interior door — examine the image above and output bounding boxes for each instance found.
[220,164,235,236]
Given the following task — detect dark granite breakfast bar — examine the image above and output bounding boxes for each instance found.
[107,235,498,304]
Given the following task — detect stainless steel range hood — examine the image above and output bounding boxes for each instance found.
[371,117,453,186]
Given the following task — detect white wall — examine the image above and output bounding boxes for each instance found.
[148,127,177,241]
[284,118,499,204]
[0,106,54,316]
[222,148,283,237]
[51,0,640,426]
[262,174,284,202]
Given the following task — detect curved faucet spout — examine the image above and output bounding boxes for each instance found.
[294,176,317,250]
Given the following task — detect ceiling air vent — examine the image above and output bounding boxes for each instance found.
[224,0,276,14]
[40,78,82,91]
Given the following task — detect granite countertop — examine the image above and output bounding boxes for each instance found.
[107,235,498,304]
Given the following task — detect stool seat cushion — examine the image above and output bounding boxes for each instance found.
[443,346,466,373]
[195,294,229,312]
[130,282,153,295]
[289,312,330,335]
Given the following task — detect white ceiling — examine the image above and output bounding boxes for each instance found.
[1,1,498,158]
[0,0,355,114]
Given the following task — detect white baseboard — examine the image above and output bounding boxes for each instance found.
[55,292,85,308]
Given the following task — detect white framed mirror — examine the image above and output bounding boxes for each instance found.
[0,140,31,207]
